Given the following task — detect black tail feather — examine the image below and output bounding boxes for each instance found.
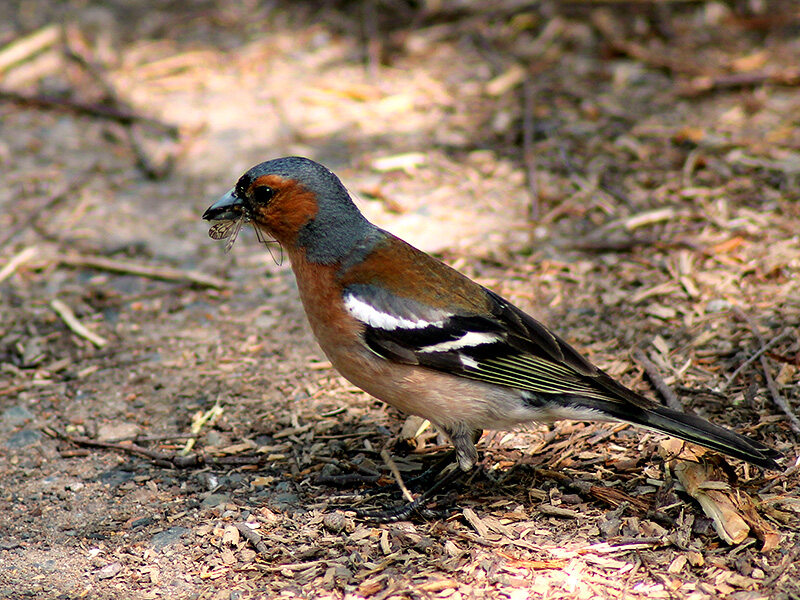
[575,399,781,470]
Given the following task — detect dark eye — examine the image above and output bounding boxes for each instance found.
[252,185,275,205]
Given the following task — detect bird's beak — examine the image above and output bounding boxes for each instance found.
[203,188,244,221]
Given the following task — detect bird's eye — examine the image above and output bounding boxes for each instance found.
[251,185,275,205]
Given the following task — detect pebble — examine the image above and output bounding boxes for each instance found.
[270,492,299,512]
[323,512,346,533]
[201,493,230,508]
[95,561,122,579]
[150,526,192,550]
[5,429,41,448]
[1,405,34,427]
[706,299,732,313]
[98,469,136,486]
[96,422,140,442]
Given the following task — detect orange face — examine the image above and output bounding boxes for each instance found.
[238,174,319,245]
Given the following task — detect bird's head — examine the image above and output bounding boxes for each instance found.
[203,156,376,263]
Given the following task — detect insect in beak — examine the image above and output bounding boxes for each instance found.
[207,213,248,253]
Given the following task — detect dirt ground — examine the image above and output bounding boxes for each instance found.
[1,1,799,599]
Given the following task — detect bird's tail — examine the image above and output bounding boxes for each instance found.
[576,398,781,469]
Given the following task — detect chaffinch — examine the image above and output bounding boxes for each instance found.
[203,156,781,473]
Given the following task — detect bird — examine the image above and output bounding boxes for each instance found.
[202,156,781,482]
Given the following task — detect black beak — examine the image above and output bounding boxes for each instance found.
[203,188,244,221]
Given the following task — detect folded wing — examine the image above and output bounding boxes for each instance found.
[342,283,781,469]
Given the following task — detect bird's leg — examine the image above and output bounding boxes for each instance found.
[447,425,482,471]
[399,425,483,488]
[399,424,483,488]
[351,426,483,522]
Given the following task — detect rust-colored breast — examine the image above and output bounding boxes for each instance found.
[288,246,362,346]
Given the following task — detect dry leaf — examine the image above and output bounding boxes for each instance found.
[673,461,750,545]
[710,237,747,255]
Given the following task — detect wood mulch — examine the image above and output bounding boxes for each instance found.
[0,1,798,599]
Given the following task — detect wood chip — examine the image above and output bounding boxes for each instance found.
[463,507,491,538]
[50,299,108,347]
[221,525,239,546]
[667,554,687,574]
[0,246,38,284]
[0,25,60,73]
[673,461,750,545]
[624,207,677,231]
[418,578,458,592]
[371,152,426,174]
[486,63,526,96]
[274,423,315,439]
[380,529,391,555]
[537,504,580,518]
[686,550,704,567]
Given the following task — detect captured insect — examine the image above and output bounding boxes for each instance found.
[207,212,284,264]
[208,213,248,253]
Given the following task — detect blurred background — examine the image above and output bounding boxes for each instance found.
[0,1,798,598]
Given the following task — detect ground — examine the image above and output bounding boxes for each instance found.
[0,1,799,599]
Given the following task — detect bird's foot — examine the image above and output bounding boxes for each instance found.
[352,465,465,522]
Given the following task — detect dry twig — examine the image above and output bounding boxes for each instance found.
[719,328,795,393]
[44,427,268,469]
[521,79,539,222]
[64,37,178,179]
[632,348,683,412]
[733,308,800,435]
[50,299,108,348]
[235,523,270,555]
[0,25,60,74]
[57,254,229,289]
[381,448,415,504]
[0,246,38,284]
[678,68,800,96]
[0,88,179,136]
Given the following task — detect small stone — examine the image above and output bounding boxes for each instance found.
[275,481,294,493]
[270,492,299,511]
[323,512,347,533]
[706,299,732,313]
[96,561,122,579]
[205,431,226,447]
[34,559,57,572]
[239,549,257,562]
[5,429,41,448]
[98,469,135,486]
[201,493,230,508]
[2,405,34,426]
[197,472,219,491]
[150,526,191,550]
[96,423,140,442]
